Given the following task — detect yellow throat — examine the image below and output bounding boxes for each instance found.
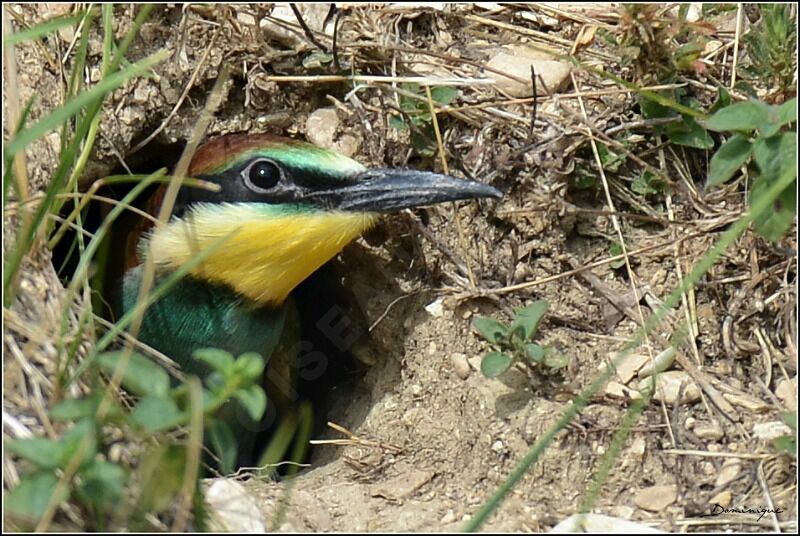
[145,203,377,306]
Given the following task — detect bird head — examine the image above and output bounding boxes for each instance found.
[143,133,501,306]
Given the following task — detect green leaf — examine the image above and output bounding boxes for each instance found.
[597,143,625,172]
[709,86,732,115]
[3,12,87,46]
[752,177,796,242]
[481,351,514,378]
[234,385,267,421]
[208,419,238,475]
[132,395,185,432]
[78,460,126,508]
[571,173,596,190]
[7,420,97,471]
[667,117,714,149]
[194,348,235,375]
[752,132,797,179]
[750,133,796,242]
[234,352,265,382]
[472,317,508,344]
[97,350,170,397]
[411,128,436,157]
[705,100,772,132]
[60,419,97,469]
[639,94,674,119]
[780,411,797,431]
[50,396,99,421]
[773,435,796,456]
[49,394,124,422]
[508,300,549,341]
[204,371,225,395]
[6,438,65,469]
[431,86,458,105]
[137,444,186,514]
[759,118,781,138]
[388,114,409,131]
[301,51,334,69]
[674,41,703,68]
[5,471,68,521]
[707,134,753,187]
[608,241,626,269]
[524,343,545,364]
[632,170,665,195]
[776,98,797,127]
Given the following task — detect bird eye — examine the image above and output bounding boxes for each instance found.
[244,159,281,192]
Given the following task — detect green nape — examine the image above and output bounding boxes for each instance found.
[121,265,287,378]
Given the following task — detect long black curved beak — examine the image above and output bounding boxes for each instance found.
[329,169,502,212]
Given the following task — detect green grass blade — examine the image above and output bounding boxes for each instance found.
[4,49,167,160]
[3,50,167,304]
[3,12,88,46]
[3,95,36,203]
[107,4,155,74]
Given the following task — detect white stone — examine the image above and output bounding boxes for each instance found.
[425,297,445,317]
[693,422,724,441]
[486,45,571,97]
[753,421,793,442]
[775,376,797,412]
[305,108,339,149]
[552,513,665,533]
[634,484,678,512]
[640,371,700,406]
[205,478,265,533]
[715,459,741,488]
[450,352,471,380]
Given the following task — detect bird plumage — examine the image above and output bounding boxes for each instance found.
[114,132,501,470]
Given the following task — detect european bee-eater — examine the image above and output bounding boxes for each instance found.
[117,133,502,469]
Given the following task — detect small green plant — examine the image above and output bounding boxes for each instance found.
[639,90,715,150]
[471,300,566,378]
[773,412,797,458]
[740,4,797,103]
[608,241,627,269]
[388,84,458,157]
[705,97,797,241]
[631,170,667,196]
[606,4,714,85]
[5,348,267,529]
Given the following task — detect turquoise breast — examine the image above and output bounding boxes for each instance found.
[121,265,287,377]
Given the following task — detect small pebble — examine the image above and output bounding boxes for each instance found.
[450,353,471,380]
[715,459,741,488]
[640,371,700,406]
[634,484,678,512]
[693,422,724,442]
[425,297,445,317]
[753,421,793,442]
[709,490,732,508]
[775,377,797,412]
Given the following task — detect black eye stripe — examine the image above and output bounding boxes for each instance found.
[179,158,361,213]
[280,166,359,190]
